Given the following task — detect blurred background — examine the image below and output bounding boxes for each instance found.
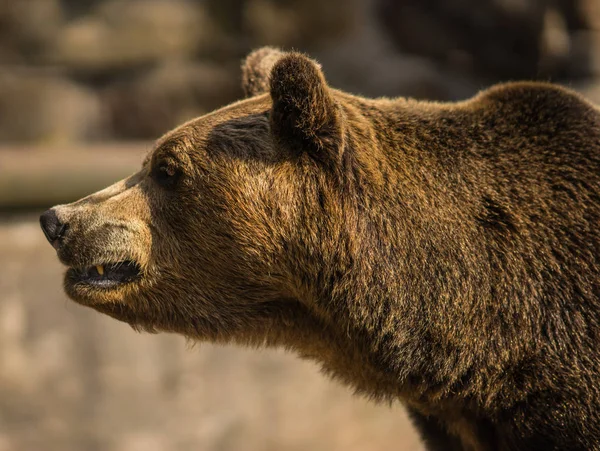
[1,0,600,450]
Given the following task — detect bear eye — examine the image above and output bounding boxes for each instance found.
[152,163,181,189]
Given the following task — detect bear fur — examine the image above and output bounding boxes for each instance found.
[43,47,600,450]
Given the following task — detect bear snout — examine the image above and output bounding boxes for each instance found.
[40,208,68,250]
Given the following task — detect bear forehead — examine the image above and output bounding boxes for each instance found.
[147,94,278,165]
[157,95,272,151]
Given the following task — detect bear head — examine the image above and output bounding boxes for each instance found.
[40,48,369,354]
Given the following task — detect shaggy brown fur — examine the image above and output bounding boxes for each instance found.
[41,48,600,450]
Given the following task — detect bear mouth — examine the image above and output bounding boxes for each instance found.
[67,260,142,289]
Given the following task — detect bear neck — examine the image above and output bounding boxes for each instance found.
[277,95,552,416]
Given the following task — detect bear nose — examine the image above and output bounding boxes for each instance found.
[40,209,67,249]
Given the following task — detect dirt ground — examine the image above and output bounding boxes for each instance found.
[0,214,423,451]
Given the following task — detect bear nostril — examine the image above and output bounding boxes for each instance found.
[39,209,67,249]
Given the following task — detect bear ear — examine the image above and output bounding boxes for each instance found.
[241,47,286,97]
[269,52,344,167]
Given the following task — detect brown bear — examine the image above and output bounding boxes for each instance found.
[40,47,600,450]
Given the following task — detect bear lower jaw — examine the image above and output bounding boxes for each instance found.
[63,260,143,307]
[67,260,142,288]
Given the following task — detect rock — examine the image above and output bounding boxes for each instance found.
[314,1,479,101]
[0,69,105,143]
[0,0,64,62]
[104,61,240,139]
[244,0,359,50]
[377,0,548,80]
[376,0,596,81]
[50,0,220,71]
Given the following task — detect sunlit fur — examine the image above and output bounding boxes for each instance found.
[50,48,600,450]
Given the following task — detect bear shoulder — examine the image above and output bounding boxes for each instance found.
[469,81,599,125]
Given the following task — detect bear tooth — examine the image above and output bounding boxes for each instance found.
[96,265,104,276]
